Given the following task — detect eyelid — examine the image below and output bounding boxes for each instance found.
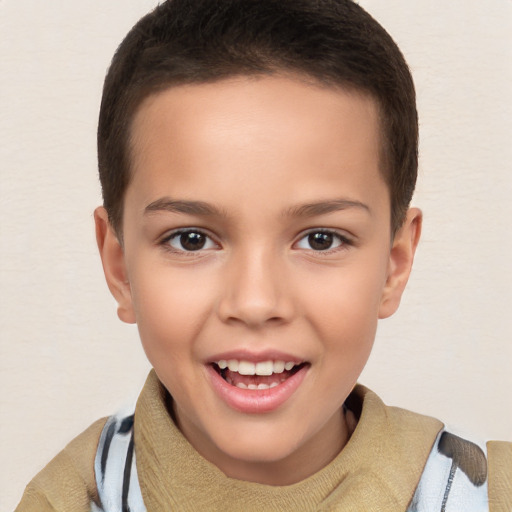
[157,226,353,254]
[159,227,220,252]
[293,228,354,253]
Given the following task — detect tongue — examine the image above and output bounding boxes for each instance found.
[224,369,293,387]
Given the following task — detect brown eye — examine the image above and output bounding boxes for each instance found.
[308,232,334,250]
[295,230,348,252]
[180,232,206,251]
[166,230,216,252]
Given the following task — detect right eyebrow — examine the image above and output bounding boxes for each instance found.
[144,197,225,217]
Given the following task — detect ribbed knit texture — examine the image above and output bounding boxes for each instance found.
[488,441,512,512]
[15,417,106,512]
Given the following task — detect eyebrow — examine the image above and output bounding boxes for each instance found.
[284,199,371,217]
[145,198,224,217]
[144,197,370,218]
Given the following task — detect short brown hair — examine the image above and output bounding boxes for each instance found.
[98,0,418,236]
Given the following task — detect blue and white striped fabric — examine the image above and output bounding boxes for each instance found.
[91,408,146,512]
[406,429,488,512]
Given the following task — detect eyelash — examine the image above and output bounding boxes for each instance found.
[159,228,353,254]
[160,228,219,255]
[294,229,353,254]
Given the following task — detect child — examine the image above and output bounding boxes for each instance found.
[15,0,511,511]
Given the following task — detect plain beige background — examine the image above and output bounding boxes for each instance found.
[1,1,511,510]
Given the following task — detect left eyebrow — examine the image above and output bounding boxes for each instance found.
[284,199,371,218]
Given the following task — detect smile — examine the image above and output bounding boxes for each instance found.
[208,356,309,413]
[213,359,306,390]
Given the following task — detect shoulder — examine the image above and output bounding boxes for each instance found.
[407,432,512,512]
[353,385,512,510]
[15,417,107,512]
[487,441,512,512]
[349,384,444,445]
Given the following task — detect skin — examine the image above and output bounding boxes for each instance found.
[95,75,421,485]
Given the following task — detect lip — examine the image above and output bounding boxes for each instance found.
[206,361,309,414]
[207,349,304,365]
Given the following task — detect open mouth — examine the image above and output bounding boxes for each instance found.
[212,359,308,390]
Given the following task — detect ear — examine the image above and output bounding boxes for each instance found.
[378,207,422,319]
[94,207,136,324]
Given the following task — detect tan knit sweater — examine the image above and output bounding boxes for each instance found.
[16,371,512,511]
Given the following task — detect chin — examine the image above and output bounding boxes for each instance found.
[211,422,306,464]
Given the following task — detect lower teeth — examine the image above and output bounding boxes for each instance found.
[220,366,296,390]
[233,380,282,390]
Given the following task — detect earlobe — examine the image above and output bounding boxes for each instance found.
[378,208,422,319]
[94,207,136,324]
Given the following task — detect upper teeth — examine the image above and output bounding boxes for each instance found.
[216,360,296,375]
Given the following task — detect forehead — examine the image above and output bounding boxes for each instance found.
[126,75,388,221]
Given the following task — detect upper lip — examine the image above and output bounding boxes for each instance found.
[206,349,305,365]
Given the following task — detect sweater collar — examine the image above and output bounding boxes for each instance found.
[135,370,442,511]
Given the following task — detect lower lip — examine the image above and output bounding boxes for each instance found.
[207,365,309,414]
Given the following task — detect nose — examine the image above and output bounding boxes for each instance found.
[217,247,294,328]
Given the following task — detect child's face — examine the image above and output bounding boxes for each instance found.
[96,75,420,484]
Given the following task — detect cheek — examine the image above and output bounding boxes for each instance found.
[128,265,216,359]
[303,261,386,322]
[299,257,387,354]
